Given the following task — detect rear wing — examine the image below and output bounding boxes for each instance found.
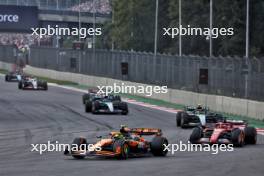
[123,127,162,136]
[225,119,247,125]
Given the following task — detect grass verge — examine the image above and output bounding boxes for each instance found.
[0,69,8,74]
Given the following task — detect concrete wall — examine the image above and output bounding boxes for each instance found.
[1,61,263,120]
[0,61,13,71]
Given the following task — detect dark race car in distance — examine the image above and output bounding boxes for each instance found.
[5,71,23,82]
[82,88,100,104]
[84,94,128,115]
[176,105,225,128]
[18,76,48,90]
[189,120,257,146]
[64,126,168,159]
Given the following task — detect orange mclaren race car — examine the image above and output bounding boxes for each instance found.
[189,120,257,146]
[64,126,169,159]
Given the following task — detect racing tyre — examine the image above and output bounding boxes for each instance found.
[244,127,257,145]
[43,82,48,90]
[151,136,168,156]
[91,101,100,114]
[113,139,129,160]
[120,103,128,115]
[231,128,244,147]
[180,113,188,128]
[176,112,182,127]
[82,94,90,104]
[5,75,9,82]
[71,137,87,159]
[189,127,203,144]
[18,81,23,89]
[85,101,92,112]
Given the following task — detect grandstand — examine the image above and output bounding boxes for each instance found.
[0,0,111,48]
[0,0,111,14]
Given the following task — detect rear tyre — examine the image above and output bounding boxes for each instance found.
[5,75,9,82]
[43,82,48,90]
[113,139,129,160]
[82,94,90,104]
[151,136,168,156]
[231,128,244,147]
[189,127,203,144]
[176,112,182,127]
[71,137,87,159]
[244,127,257,145]
[18,81,22,89]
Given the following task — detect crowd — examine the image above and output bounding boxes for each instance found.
[0,33,52,48]
[70,0,111,14]
[0,0,111,48]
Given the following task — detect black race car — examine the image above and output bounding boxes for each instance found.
[176,105,225,128]
[5,71,23,82]
[18,76,48,90]
[84,94,128,115]
[82,88,100,104]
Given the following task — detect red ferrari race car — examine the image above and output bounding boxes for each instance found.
[189,120,257,146]
[64,126,168,159]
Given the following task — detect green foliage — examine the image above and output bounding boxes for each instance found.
[100,0,264,57]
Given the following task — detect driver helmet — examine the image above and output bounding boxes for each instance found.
[113,132,124,139]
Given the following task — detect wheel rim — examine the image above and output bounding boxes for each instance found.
[239,132,244,145]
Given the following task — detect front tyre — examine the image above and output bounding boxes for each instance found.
[82,94,90,104]
[189,127,203,144]
[120,103,128,115]
[71,137,87,159]
[231,128,245,147]
[180,113,188,128]
[113,139,129,160]
[85,101,92,113]
[91,101,100,114]
[176,112,182,127]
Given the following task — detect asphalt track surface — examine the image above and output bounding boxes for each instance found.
[0,76,263,176]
